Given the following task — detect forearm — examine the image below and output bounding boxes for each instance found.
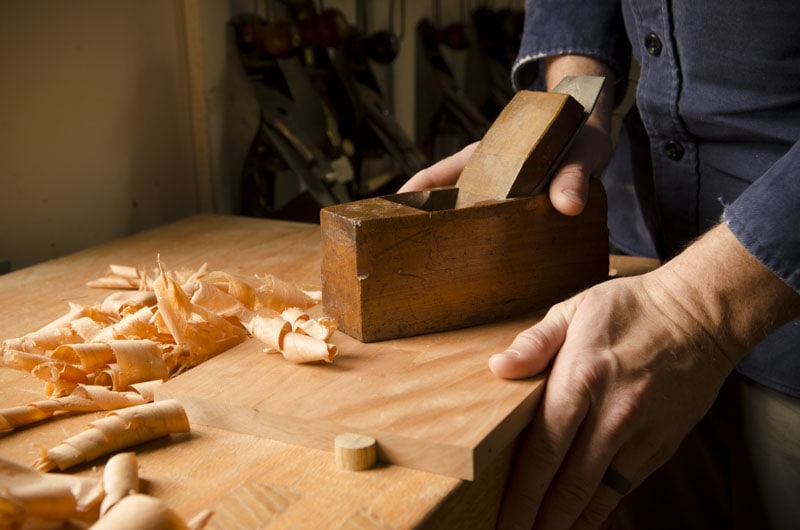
[646,222,800,366]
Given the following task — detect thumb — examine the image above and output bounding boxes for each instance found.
[548,160,590,216]
[488,305,572,379]
[547,123,613,216]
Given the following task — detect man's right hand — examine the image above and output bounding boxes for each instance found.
[397,115,611,218]
[399,56,616,218]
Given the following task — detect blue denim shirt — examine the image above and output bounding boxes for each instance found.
[512,0,800,396]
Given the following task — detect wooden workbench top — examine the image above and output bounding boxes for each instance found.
[0,214,658,528]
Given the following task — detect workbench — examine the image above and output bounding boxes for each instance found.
[0,214,657,529]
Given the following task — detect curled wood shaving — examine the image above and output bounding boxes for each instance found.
[243,309,338,364]
[1,452,211,530]
[1,261,332,527]
[0,262,279,529]
[1,261,338,406]
[91,453,212,530]
[99,452,139,516]
[33,400,190,473]
[92,453,212,530]
[0,381,161,434]
[90,494,190,530]
[0,456,103,526]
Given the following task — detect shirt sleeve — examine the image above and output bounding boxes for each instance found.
[723,139,800,292]
[511,0,631,102]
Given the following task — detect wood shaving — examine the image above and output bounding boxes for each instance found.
[90,494,191,530]
[1,261,339,405]
[1,452,212,530]
[0,261,255,529]
[99,452,139,516]
[0,381,161,433]
[0,456,103,527]
[33,399,190,473]
[243,308,338,363]
[91,452,212,529]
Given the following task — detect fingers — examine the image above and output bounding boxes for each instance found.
[500,398,635,530]
[492,300,584,527]
[501,422,643,530]
[397,142,478,192]
[570,475,628,530]
[497,380,591,529]
[526,354,654,529]
[529,411,626,529]
[504,362,664,529]
[573,427,683,529]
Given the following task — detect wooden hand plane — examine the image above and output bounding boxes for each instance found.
[320,77,610,342]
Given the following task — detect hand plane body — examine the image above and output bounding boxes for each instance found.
[321,78,609,342]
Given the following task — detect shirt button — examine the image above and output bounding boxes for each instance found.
[645,32,663,56]
[663,140,685,161]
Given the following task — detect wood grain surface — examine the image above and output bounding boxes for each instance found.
[1,367,480,529]
[0,215,513,528]
[0,214,659,528]
[157,307,544,480]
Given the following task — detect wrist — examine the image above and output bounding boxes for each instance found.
[644,223,800,365]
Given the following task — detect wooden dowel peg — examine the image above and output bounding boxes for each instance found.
[334,433,377,471]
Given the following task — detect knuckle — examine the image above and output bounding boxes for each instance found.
[515,326,556,355]
[548,480,595,511]
[605,391,643,429]
[518,434,564,473]
[570,359,614,396]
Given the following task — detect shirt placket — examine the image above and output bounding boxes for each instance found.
[627,0,699,255]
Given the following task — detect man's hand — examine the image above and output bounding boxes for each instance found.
[540,55,616,216]
[399,55,615,218]
[398,121,611,217]
[491,223,800,529]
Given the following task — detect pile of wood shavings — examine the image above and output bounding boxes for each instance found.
[1,261,338,402]
[2,452,212,529]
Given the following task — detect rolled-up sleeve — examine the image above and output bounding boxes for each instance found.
[724,139,800,292]
[511,0,631,93]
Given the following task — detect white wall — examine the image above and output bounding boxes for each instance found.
[0,1,200,271]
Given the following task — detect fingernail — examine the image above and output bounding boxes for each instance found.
[494,349,520,360]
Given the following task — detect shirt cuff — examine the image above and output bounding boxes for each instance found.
[723,139,800,292]
[511,0,631,103]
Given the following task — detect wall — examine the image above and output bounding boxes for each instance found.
[0,0,510,271]
[0,0,200,271]
[318,0,468,145]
